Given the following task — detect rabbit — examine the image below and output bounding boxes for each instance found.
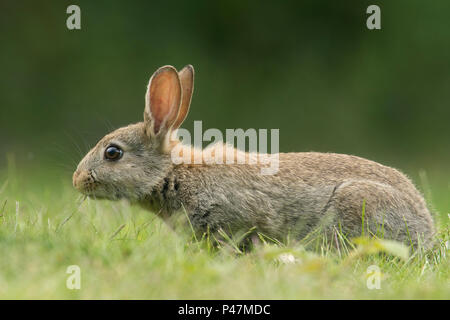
[73,65,435,249]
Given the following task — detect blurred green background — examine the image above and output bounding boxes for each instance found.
[0,1,449,198]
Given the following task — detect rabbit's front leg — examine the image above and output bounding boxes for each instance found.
[185,202,254,243]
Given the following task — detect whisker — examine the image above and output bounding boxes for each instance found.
[63,130,85,158]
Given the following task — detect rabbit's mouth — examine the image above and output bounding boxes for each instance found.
[73,169,103,197]
[73,169,132,201]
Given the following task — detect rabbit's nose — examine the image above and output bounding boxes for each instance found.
[73,169,87,190]
[72,170,81,188]
[73,169,97,193]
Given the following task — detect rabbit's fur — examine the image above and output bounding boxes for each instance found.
[73,65,435,248]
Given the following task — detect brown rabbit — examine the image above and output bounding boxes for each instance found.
[73,65,435,249]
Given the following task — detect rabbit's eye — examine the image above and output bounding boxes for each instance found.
[104,146,123,161]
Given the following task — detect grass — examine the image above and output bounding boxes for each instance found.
[0,158,448,299]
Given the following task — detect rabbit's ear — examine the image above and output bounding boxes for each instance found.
[144,65,182,137]
[173,65,194,129]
